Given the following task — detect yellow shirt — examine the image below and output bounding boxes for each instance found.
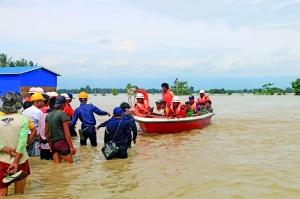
[0,111,4,116]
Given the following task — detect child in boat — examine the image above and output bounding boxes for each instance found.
[185,101,195,117]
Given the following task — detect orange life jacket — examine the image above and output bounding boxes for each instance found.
[134,100,150,116]
[196,95,210,105]
[190,101,197,112]
[162,90,174,106]
[136,89,149,102]
[168,102,185,118]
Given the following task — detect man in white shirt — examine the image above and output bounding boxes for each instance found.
[151,99,165,116]
[22,93,44,157]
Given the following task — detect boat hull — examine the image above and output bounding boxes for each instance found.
[134,113,214,134]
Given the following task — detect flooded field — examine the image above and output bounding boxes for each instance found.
[9,94,300,199]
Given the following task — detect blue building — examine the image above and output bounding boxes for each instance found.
[0,66,60,96]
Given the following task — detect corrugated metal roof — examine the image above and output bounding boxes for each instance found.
[0,66,60,76]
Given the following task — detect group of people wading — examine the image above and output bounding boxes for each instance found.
[134,82,212,118]
[0,82,212,196]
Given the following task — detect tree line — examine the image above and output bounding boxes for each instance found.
[1,53,299,95]
[58,78,300,96]
[0,53,37,67]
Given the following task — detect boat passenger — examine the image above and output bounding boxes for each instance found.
[161,83,174,106]
[196,90,212,112]
[185,101,195,117]
[167,96,186,118]
[188,95,197,112]
[98,107,132,159]
[134,93,150,117]
[120,102,138,148]
[151,99,165,116]
[69,91,110,146]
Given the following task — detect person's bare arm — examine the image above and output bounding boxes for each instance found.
[45,123,51,147]
[27,127,36,144]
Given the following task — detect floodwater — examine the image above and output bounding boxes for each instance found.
[9,94,300,199]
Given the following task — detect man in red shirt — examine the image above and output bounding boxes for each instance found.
[61,93,77,137]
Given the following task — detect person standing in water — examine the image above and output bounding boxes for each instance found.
[0,92,30,196]
[45,96,76,163]
[70,91,110,146]
[120,102,138,147]
[98,107,132,159]
[22,93,44,157]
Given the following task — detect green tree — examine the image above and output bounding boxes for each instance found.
[171,78,192,96]
[262,83,275,95]
[111,88,119,96]
[292,78,300,95]
[0,53,37,67]
[0,54,12,67]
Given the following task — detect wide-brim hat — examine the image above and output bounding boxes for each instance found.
[1,92,23,114]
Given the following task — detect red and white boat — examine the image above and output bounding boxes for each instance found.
[133,113,214,134]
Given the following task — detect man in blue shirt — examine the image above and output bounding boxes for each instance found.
[120,102,137,147]
[69,91,110,146]
[98,107,131,159]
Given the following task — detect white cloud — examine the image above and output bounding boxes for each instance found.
[270,0,300,10]
[0,0,299,82]
[115,40,138,53]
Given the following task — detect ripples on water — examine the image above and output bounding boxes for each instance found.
[9,94,300,199]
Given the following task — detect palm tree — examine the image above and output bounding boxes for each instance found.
[172,78,192,96]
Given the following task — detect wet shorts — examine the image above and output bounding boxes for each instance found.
[0,160,30,189]
[51,140,71,156]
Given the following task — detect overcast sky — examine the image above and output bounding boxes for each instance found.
[0,0,299,89]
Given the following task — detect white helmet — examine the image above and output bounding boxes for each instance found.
[29,87,37,94]
[199,89,205,94]
[172,96,180,103]
[35,87,44,94]
[46,92,59,98]
[136,93,145,99]
[60,93,70,100]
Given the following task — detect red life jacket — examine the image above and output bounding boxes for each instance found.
[196,95,210,105]
[168,102,185,118]
[162,90,174,106]
[134,100,150,116]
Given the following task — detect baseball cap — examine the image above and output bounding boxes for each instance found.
[54,96,66,108]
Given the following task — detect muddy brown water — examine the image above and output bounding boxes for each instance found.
[8,94,300,199]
